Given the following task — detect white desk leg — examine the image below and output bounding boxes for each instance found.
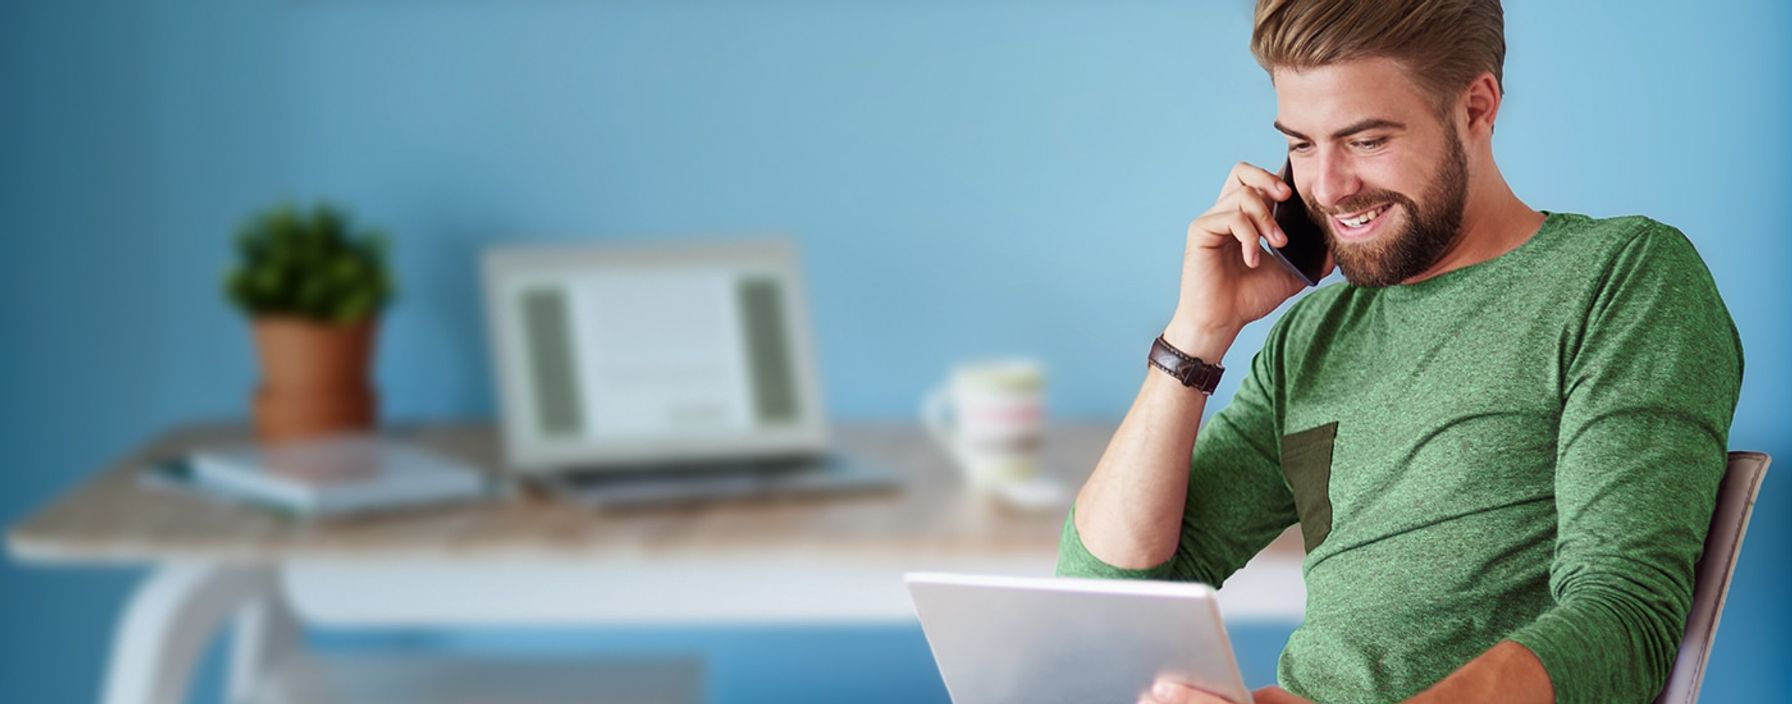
[102,563,293,704]
[225,571,302,704]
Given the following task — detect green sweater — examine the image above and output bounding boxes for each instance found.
[1056,212,1744,703]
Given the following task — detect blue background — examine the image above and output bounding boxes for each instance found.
[3,0,1787,701]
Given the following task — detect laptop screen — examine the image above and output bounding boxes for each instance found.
[484,239,828,472]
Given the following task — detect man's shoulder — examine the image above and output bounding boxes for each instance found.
[1546,211,1704,266]
[1548,213,1721,302]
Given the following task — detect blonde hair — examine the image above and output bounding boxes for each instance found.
[1250,0,1506,119]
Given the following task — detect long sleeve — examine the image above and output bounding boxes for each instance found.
[1505,225,1744,703]
[1056,322,1300,588]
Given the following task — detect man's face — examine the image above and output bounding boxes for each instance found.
[1272,58,1469,288]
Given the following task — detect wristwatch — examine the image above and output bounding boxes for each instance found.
[1148,335,1225,394]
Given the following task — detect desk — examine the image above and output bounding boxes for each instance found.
[7,422,1304,704]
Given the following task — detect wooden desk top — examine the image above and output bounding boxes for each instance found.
[7,421,1302,565]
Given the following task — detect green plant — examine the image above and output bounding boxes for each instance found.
[224,201,397,323]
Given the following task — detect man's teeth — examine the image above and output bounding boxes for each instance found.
[1341,205,1388,228]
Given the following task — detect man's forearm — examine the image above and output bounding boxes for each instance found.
[1406,640,1553,704]
[1070,324,1235,569]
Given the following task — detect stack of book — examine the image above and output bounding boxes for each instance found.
[145,434,493,517]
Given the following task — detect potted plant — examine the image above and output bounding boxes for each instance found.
[224,201,396,444]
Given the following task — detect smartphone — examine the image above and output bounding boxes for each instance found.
[1268,157,1329,286]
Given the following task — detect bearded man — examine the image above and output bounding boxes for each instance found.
[1057,2,1744,703]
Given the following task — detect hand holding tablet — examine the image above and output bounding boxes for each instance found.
[1144,679,1313,704]
[905,573,1255,704]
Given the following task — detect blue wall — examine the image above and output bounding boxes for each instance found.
[3,1,1788,701]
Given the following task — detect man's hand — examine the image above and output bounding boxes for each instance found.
[1140,639,1554,704]
[1139,678,1314,704]
[1167,161,1335,350]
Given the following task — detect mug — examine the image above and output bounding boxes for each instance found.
[921,359,1046,490]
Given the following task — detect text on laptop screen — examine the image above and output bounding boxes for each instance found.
[518,269,801,441]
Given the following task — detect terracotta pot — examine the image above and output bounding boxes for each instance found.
[250,316,379,444]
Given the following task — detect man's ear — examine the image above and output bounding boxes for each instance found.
[1462,71,1501,139]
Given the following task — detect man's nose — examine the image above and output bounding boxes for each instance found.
[1308,152,1360,212]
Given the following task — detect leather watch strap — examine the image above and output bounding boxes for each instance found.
[1148,335,1225,394]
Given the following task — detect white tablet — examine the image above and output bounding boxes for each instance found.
[905,572,1252,704]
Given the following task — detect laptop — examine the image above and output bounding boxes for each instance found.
[905,572,1252,704]
[481,236,898,506]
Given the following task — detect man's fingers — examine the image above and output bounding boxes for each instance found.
[1193,211,1267,268]
[1222,161,1291,203]
[1250,684,1313,703]
[1143,678,1238,704]
[1237,195,1285,248]
[1190,210,1273,269]
[1138,682,1179,704]
[1227,214,1266,268]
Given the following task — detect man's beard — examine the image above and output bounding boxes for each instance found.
[1309,126,1469,288]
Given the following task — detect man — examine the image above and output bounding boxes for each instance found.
[1055,1,1744,703]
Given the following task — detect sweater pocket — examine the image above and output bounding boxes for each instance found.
[1281,421,1338,552]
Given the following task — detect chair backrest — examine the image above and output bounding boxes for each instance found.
[1653,451,1771,704]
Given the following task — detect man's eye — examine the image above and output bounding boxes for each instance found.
[1288,142,1313,154]
[1352,138,1388,150]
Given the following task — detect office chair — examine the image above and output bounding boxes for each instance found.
[1652,451,1772,704]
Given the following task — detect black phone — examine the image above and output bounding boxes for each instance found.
[1268,157,1329,286]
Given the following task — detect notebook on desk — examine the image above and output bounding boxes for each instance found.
[142,436,494,518]
[481,237,898,507]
